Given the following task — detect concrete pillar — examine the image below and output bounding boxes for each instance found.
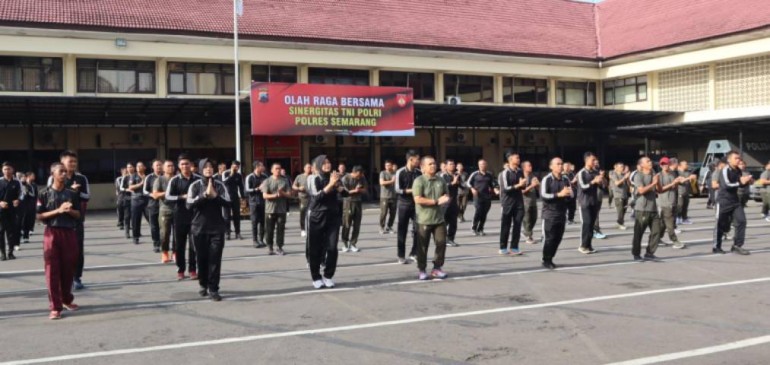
[493,75,504,104]
[63,54,76,96]
[157,58,168,97]
[435,72,444,103]
[548,79,557,107]
[708,63,716,111]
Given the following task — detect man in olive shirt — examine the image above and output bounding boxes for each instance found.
[609,162,630,230]
[657,158,686,249]
[521,161,540,245]
[759,161,770,221]
[378,160,397,234]
[631,156,662,261]
[340,166,367,252]
[439,159,461,247]
[260,163,291,255]
[292,163,312,237]
[676,160,697,225]
[152,160,176,263]
[456,163,469,223]
[412,156,451,280]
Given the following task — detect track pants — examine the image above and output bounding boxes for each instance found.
[677,194,690,220]
[660,206,679,242]
[226,197,241,235]
[632,211,662,256]
[307,210,341,281]
[43,227,78,311]
[379,199,396,230]
[147,204,160,246]
[500,206,524,250]
[194,232,225,293]
[249,202,265,244]
[341,200,362,246]
[522,202,538,238]
[614,198,628,225]
[174,223,196,274]
[265,213,286,250]
[542,218,566,262]
[579,203,600,249]
[763,192,770,217]
[714,204,746,249]
[396,201,417,259]
[444,202,458,241]
[130,198,148,239]
[416,223,446,272]
[159,208,174,252]
[458,194,469,221]
[472,198,492,232]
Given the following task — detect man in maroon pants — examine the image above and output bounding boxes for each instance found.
[37,162,81,320]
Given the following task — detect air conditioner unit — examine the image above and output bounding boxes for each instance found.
[355,136,367,144]
[455,132,467,143]
[129,132,144,145]
[446,96,462,105]
[314,135,328,144]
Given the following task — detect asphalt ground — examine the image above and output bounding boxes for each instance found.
[1,199,769,365]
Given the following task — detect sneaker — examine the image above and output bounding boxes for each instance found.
[387,227,394,234]
[0,254,5,261]
[63,303,79,311]
[339,244,349,253]
[198,287,208,297]
[731,245,750,255]
[276,248,286,256]
[644,253,659,261]
[73,279,84,290]
[525,237,535,245]
[349,245,359,253]
[712,247,726,254]
[312,280,324,289]
[268,249,276,255]
[672,241,686,249]
[256,242,267,249]
[49,311,62,320]
[682,219,693,225]
[675,218,682,226]
[409,254,417,262]
[447,240,459,247]
[7,253,15,260]
[431,268,448,279]
[617,224,627,230]
[479,231,487,236]
[301,230,307,237]
[499,249,510,255]
[22,238,29,244]
[509,249,522,256]
[397,257,408,264]
[14,245,20,252]
[189,271,198,280]
[418,271,429,280]
[633,255,644,261]
[133,238,140,245]
[177,272,185,281]
[542,260,557,270]
[322,277,335,288]
[724,233,733,241]
[209,292,222,301]
[379,229,385,235]
[765,217,770,223]
[594,232,607,239]
[235,234,244,240]
[578,247,593,255]
[161,251,171,263]
[226,233,232,241]
[472,229,480,236]
[567,220,576,225]
[674,229,682,235]
[659,240,671,247]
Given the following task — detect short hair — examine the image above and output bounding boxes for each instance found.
[59,150,78,160]
[583,152,596,161]
[271,162,282,169]
[352,165,363,173]
[504,150,518,160]
[614,162,624,167]
[1,161,12,168]
[444,159,455,164]
[405,149,419,160]
[253,160,263,169]
[25,171,35,177]
[669,158,679,165]
[218,162,227,166]
[50,162,64,172]
[152,159,162,165]
[177,154,191,162]
[726,150,740,159]
[232,160,241,166]
[384,159,394,165]
[522,160,532,167]
[637,156,649,165]
[421,156,436,164]
[164,159,174,165]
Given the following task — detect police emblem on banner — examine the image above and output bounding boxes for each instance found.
[396,94,408,107]
[258,88,269,103]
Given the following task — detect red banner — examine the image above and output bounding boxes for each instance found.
[250,82,414,136]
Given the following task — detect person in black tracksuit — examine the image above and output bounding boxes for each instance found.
[565,163,578,224]
[117,169,129,230]
[0,162,22,261]
[144,160,162,252]
[713,151,753,255]
[245,161,268,248]
[222,161,245,240]
[394,150,422,263]
[467,159,498,235]
[187,158,229,301]
[165,155,200,280]
[498,152,525,255]
[307,155,347,289]
[20,172,38,243]
[540,157,573,269]
[576,152,603,254]
[439,159,460,247]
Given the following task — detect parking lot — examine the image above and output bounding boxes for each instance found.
[1,199,769,364]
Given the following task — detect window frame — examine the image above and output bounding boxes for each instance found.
[76,59,156,94]
[308,67,370,86]
[379,71,435,101]
[251,65,298,83]
[0,56,63,92]
[502,77,548,104]
[603,75,648,105]
[167,62,235,95]
[443,74,494,103]
[556,81,597,106]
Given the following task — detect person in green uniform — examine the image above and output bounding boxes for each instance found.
[340,166,367,252]
[609,162,630,230]
[521,161,540,245]
[657,157,686,249]
[260,162,291,256]
[412,156,451,280]
[631,156,662,261]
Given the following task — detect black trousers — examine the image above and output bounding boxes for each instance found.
[567,198,577,221]
[121,198,132,234]
[714,204,746,249]
[174,222,196,273]
[20,200,36,239]
[75,220,85,279]
[299,198,308,231]
[194,232,225,293]
[308,211,341,281]
[147,204,160,245]
[472,198,492,232]
[396,201,417,259]
[117,196,125,226]
[579,203,600,249]
[249,202,265,243]
[226,197,241,235]
[542,217,566,261]
[130,198,149,239]
[444,202,458,240]
[0,215,19,256]
[500,206,524,250]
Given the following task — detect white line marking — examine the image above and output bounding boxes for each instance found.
[4,276,770,365]
[605,334,770,365]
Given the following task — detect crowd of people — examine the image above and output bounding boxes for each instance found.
[1,148,769,320]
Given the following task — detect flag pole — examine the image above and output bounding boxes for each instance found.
[233,0,242,162]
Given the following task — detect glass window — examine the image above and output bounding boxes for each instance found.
[77,59,155,93]
[167,62,235,95]
[379,71,435,101]
[251,65,297,83]
[503,77,548,104]
[444,74,494,102]
[603,75,648,105]
[308,68,369,85]
[556,81,597,106]
[0,56,63,92]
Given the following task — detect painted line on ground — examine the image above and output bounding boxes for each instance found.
[605,334,770,365]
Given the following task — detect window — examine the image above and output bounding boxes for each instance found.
[308,68,369,85]
[443,74,494,102]
[503,77,548,104]
[252,65,297,83]
[379,71,435,101]
[603,76,647,105]
[556,81,597,106]
[167,62,235,95]
[77,59,155,93]
[0,56,62,92]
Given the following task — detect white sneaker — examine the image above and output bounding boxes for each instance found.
[617,224,627,230]
[301,230,306,237]
[350,245,359,253]
[14,246,21,252]
[322,277,335,288]
[765,217,770,223]
[312,280,324,289]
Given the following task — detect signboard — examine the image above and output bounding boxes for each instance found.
[250,82,414,136]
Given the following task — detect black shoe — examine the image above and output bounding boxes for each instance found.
[479,231,486,236]
[472,229,480,236]
[73,279,84,290]
[542,260,556,270]
[633,255,644,261]
[209,292,222,301]
[235,234,243,240]
[0,254,6,261]
[731,245,750,255]
[133,238,140,245]
[7,253,15,260]
[252,241,259,248]
[226,233,232,241]
[644,253,658,261]
[125,233,131,239]
[256,242,267,249]
[198,287,208,297]
[712,247,726,254]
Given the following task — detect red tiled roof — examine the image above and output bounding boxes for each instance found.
[597,0,770,58]
[0,0,768,60]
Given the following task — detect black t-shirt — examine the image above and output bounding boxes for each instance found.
[187,178,230,235]
[37,186,80,229]
[467,170,498,201]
